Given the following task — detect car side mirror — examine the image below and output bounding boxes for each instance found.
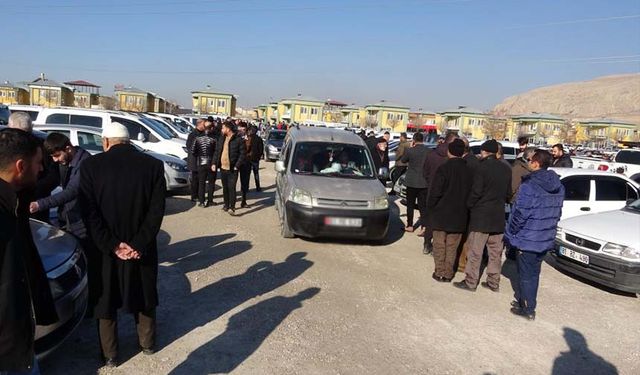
[137,132,146,142]
[378,167,389,180]
[274,160,286,173]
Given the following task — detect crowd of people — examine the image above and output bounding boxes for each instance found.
[393,133,567,321]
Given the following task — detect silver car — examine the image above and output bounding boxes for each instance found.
[34,124,190,191]
[32,219,88,359]
[274,126,390,241]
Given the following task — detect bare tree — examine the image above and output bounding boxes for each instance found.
[363,115,378,129]
[557,121,577,144]
[482,117,506,140]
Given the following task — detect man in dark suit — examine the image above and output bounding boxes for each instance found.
[79,122,166,368]
[399,132,429,238]
[0,128,58,374]
[213,121,246,215]
[186,118,205,202]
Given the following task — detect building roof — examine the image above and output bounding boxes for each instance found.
[410,110,436,115]
[365,101,410,110]
[191,88,235,97]
[281,95,324,104]
[64,80,101,88]
[28,77,71,89]
[578,118,637,127]
[439,106,485,116]
[325,99,348,107]
[511,112,564,122]
[0,81,29,91]
[115,86,152,95]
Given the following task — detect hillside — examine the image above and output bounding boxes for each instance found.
[493,74,640,124]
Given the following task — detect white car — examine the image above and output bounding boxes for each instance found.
[572,149,640,180]
[144,113,189,140]
[551,168,640,220]
[8,104,44,121]
[552,199,640,293]
[470,140,520,163]
[35,107,188,159]
[35,124,190,191]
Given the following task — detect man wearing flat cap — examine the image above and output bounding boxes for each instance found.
[454,139,511,292]
[78,122,166,368]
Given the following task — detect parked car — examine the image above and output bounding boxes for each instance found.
[274,127,390,240]
[264,129,287,161]
[573,148,640,180]
[551,168,639,220]
[552,199,640,293]
[150,112,195,132]
[35,124,190,191]
[142,113,189,140]
[8,104,43,121]
[0,104,9,124]
[32,219,89,358]
[35,107,188,159]
[470,140,519,163]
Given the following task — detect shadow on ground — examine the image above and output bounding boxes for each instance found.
[552,327,618,375]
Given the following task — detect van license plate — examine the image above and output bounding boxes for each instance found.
[324,217,362,227]
[559,246,589,265]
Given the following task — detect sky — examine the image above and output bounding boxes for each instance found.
[1,0,639,111]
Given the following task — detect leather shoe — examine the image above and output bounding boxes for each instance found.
[423,243,433,255]
[141,347,155,355]
[453,281,477,292]
[240,202,249,208]
[104,358,118,368]
[432,273,452,283]
[481,281,499,293]
[510,300,521,308]
[510,307,536,321]
[197,202,205,207]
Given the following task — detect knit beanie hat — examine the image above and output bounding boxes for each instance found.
[448,138,465,157]
[480,139,499,154]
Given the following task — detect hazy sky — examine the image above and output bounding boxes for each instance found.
[2,0,639,111]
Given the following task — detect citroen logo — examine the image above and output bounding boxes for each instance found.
[575,238,585,247]
[341,201,348,207]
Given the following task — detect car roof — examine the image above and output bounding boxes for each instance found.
[550,167,639,184]
[35,124,101,133]
[469,140,520,148]
[0,125,47,139]
[287,126,365,145]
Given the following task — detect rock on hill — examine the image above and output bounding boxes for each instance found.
[493,74,640,124]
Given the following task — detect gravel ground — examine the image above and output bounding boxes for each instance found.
[42,166,639,375]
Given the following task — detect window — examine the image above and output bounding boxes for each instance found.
[311,108,318,115]
[595,177,638,201]
[43,130,71,138]
[300,106,308,114]
[469,119,475,126]
[562,176,590,201]
[616,150,640,165]
[291,142,375,178]
[77,132,104,152]
[0,92,4,97]
[46,113,70,124]
[111,117,155,142]
[70,115,102,128]
[217,100,226,108]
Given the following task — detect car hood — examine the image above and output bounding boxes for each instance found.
[145,150,184,164]
[168,138,186,146]
[290,174,386,201]
[30,220,78,273]
[559,209,640,248]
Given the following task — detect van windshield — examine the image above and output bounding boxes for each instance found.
[291,142,375,178]
[139,117,173,139]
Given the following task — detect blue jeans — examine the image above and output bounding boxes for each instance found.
[0,358,40,375]
[516,250,547,314]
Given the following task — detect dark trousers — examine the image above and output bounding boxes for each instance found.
[463,232,504,288]
[239,163,251,200]
[250,161,261,190]
[405,186,427,228]
[190,170,199,200]
[432,231,463,280]
[197,165,215,204]
[516,250,547,314]
[220,169,238,210]
[98,309,156,359]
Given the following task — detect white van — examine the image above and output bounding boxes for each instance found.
[8,104,44,121]
[35,107,188,159]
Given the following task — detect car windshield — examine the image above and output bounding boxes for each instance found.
[269,131,287,140]
[291,142,375,178]
[616,151,640,165]
[0,107,9,125]
[138,117,173,139]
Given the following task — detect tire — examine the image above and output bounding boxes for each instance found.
[280,208,294,238]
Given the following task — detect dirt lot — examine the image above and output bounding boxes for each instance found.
[42,166,639,375]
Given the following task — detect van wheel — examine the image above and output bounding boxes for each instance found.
[280,210,294,238]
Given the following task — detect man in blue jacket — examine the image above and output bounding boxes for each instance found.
[505,149,564,321]
[29,133,91,239]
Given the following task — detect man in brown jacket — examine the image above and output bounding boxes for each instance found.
[511,147,536,202]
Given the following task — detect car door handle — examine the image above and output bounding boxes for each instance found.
[580,207,591,211]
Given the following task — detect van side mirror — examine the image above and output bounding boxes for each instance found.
[378,167,389,180]
[275,160,286,173]
[137,132,146,142]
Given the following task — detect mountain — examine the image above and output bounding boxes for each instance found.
[493,74,640,124]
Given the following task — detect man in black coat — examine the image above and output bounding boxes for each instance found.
[191,121,217,207]
[248,125,264,192]
[552,143,573,168]
[186,119,205,202]
[427,139,474,282]
[399,132,429,234]
[78,122,166,368]
[213,121,246,215]
[454,139,512,292]
[0,128,58,374]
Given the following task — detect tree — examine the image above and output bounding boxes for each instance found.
[557,121,577,144]
[482,117,506,140]
[363,115,378,129]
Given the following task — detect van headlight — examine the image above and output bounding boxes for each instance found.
[602,242,640,260]
[290,188,312,207]
[374,195,389,209]
[555,226,564,240]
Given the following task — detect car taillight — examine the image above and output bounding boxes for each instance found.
[598,165,609,171]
